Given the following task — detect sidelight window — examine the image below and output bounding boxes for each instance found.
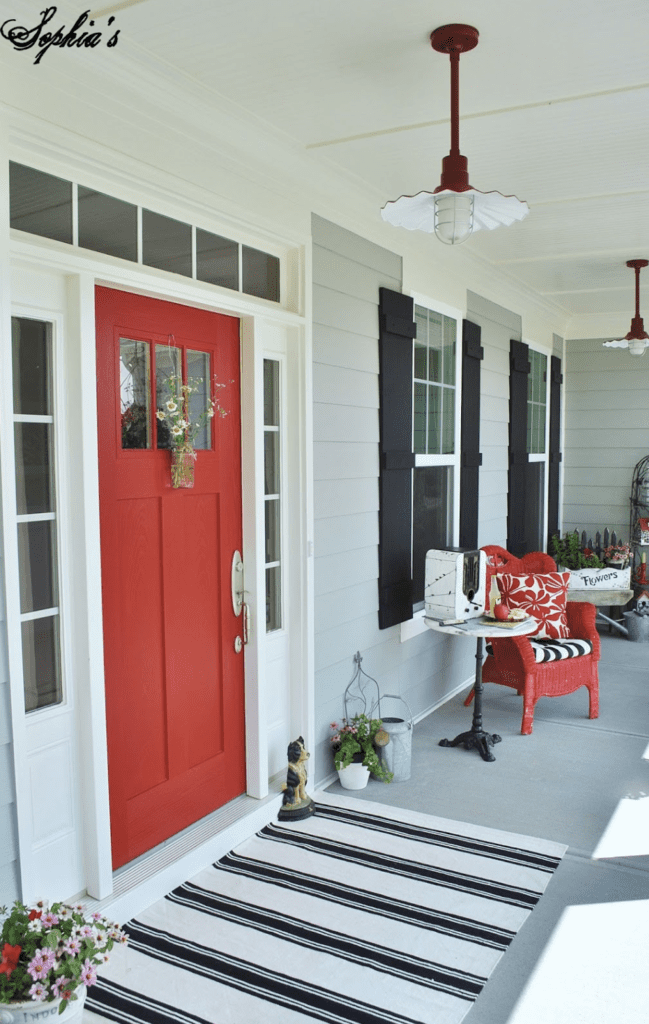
[12,317,63,712]
[263,359,282,631]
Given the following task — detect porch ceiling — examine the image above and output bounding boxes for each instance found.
[83,1,649,327]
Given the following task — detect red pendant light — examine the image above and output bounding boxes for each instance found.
[381,24,529,245]
[603,260,649,356]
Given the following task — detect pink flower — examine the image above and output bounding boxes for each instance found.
[332,734,340,744]
[52,976,73,998]
[92,912,103,922]
[80,958,97,986]
[29,981,47,1001]
[27,956,48,981]
[41,912,59,928]
[63,937,81,956]
[78,924,94,939]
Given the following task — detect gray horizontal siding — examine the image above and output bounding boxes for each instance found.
[312,215,475,782]
[563,336,649,543]
[315,512,379,557]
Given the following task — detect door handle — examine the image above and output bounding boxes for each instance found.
[231,550,244,616]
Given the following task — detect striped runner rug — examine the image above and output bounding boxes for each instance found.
[84,791,566,1024]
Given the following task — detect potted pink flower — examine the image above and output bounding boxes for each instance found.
[0,899,127,1022]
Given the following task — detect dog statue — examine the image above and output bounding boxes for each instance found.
[278,736,316,821]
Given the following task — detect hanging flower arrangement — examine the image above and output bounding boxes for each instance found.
[156,374,227,487]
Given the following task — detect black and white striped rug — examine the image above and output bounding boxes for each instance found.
[85,791,566,1024]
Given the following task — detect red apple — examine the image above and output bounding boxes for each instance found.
[494,602,510,621]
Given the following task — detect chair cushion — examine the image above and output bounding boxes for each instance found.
[486,637,593,664]
[496,571,571,639]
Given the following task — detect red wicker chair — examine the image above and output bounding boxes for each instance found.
[464,545,600,734]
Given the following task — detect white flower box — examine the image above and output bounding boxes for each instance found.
[562,566,631,590]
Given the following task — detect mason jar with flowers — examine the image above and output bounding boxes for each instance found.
[330,713,393,789]
[0,899,127,1023]
[155,374,227,488]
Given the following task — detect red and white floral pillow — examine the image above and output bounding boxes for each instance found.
[496,572,571,639]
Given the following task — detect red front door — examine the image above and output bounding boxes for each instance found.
[96,287,246,869]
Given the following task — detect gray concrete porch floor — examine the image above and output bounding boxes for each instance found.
[324,630,649,1024]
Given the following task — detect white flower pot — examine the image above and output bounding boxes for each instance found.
[0,989,86,1024]
[337,762,370,790]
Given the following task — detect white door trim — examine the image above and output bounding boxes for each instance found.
[7,239,311,901]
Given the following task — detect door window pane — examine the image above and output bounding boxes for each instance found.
[12,318,51,415]
[264,359,279,426]
[266,566,281,632]
[196,228,239,291]
[9,162,72,244]
[142,209,192,277]
[242,246,280,302]
[18,521,58,614]
[121,339,151,449]
[412,466,453,605]
[265,500,280,563]
[154,344,181,449]
[22,616,62,713]
[78,186,137,261]
[14,423,54,514]
[187,350,211,450]
[264,432,279,494]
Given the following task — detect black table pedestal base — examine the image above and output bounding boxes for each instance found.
[439,730,501,762]
[439,634,501,762]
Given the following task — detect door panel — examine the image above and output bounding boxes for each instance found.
[96,287,245,869]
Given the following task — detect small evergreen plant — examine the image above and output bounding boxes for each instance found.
[550,532,605,569]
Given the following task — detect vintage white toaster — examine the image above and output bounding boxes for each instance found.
[424,548,486,622]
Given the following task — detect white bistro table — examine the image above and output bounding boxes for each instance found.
[424,614,537,762]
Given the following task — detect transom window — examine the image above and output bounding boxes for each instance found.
[9,161,281,303]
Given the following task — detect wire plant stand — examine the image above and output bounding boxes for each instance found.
[343,651,380,722]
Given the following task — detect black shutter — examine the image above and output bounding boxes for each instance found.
[459,320,483,548]
[547,355,562,549]
[378,288,416,629]
[507,339,531,555]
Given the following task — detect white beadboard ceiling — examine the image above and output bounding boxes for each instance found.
[77,0,649,327]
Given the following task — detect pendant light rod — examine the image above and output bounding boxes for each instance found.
[431,24,479,193]
[449,50,460,155]
[629,259,648,330]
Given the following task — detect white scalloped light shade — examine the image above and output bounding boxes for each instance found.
[381,187,529,235]
[603,338,648,355]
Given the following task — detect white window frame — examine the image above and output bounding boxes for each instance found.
[402,294,463,642]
